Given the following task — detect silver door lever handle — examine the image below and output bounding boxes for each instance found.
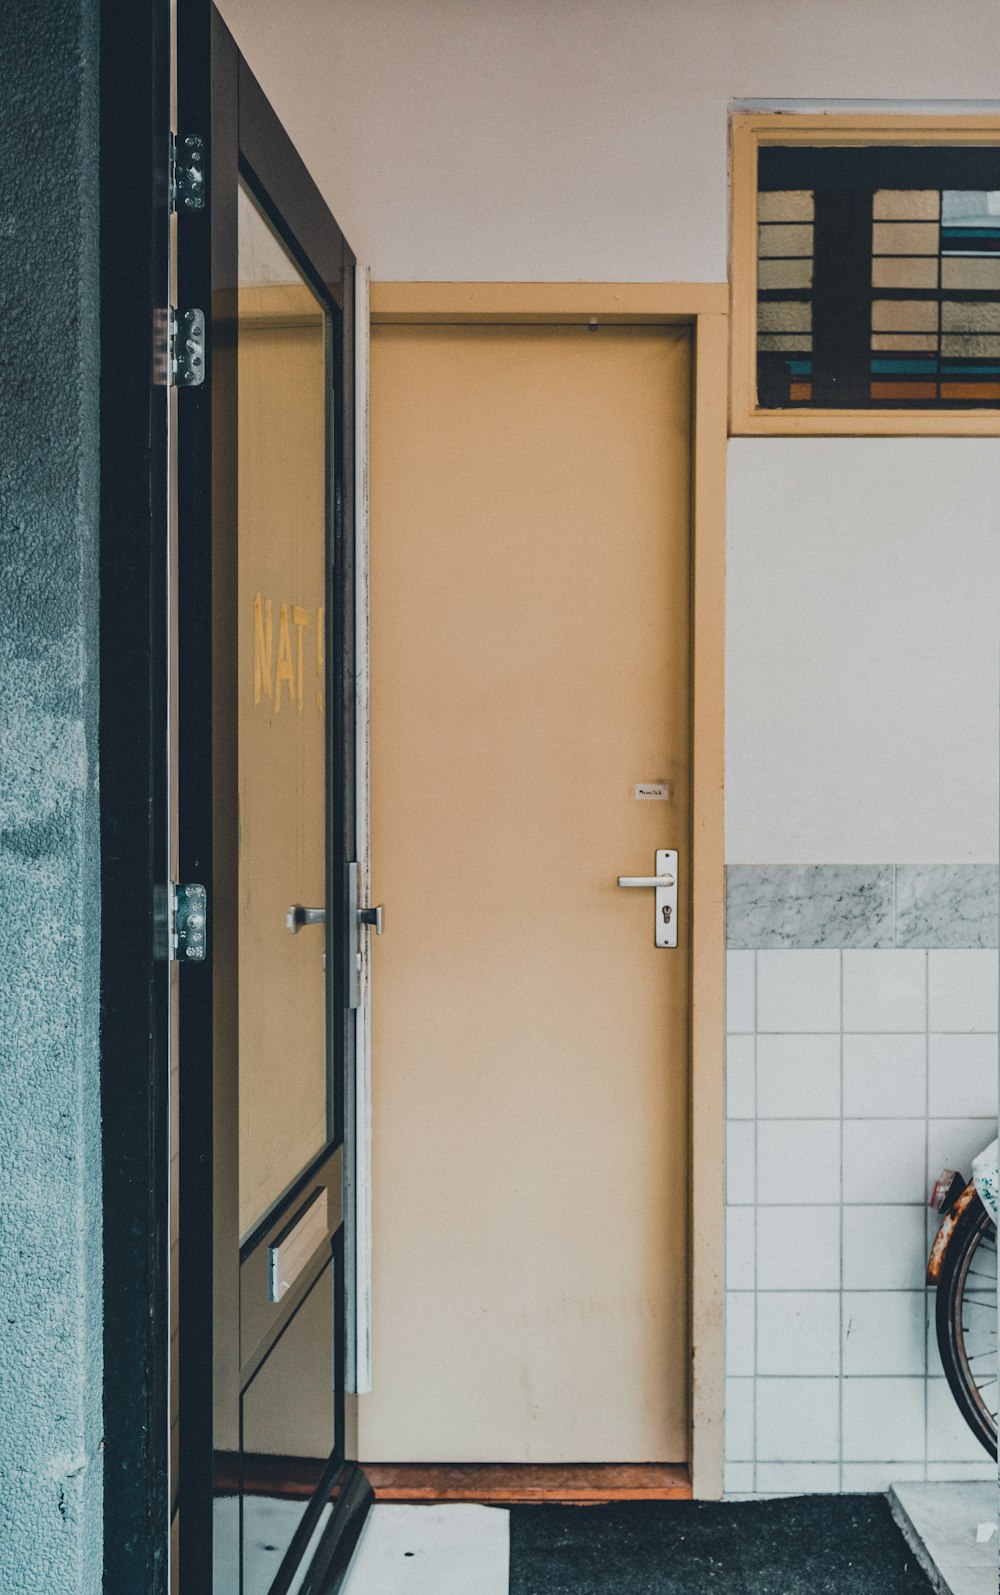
[286,905,326,933]
[617,874,675,889]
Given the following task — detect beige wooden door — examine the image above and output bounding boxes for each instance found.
[365,323,692,1462]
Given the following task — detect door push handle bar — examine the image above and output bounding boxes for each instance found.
[286,902,384,936]
[286,904,326,933]
[616,874,675,889]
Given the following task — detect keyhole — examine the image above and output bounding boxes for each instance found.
[662,904,672,924]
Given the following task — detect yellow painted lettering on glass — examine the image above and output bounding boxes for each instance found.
[275,603,295,712]
[316,605,324,713]
[292,606,310,713]
[253,593,273,705]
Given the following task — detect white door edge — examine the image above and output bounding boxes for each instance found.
[346,263,373,1393]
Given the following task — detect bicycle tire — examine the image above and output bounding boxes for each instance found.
[935,1194,997,1459]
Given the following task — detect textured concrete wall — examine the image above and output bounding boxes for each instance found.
[0,2,103,1590]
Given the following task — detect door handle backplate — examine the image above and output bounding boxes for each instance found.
[616,850,678,949]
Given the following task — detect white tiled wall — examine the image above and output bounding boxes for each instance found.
[724,948,998,1496]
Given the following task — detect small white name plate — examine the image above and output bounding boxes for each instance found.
[635,783,670,801]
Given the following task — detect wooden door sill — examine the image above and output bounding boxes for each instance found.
[361,1463,692,1504]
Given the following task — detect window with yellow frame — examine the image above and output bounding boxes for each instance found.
[730,114,1000,435]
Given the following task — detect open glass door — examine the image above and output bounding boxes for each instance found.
[174,7,370,1590]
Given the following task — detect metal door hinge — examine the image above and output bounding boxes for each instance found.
[169,133,205,212]
[169,882,208,961]
[169,307,206,387]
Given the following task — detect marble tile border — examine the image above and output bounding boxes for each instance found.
[895,865,1000,950]
[727,865,999,950]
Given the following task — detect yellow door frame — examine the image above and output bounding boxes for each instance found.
[369,282,728,1499]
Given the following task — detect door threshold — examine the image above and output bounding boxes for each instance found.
[361,1463,691,1504]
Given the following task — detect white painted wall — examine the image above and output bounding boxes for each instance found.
[219,0,999,282]
[727,439,1000,862]
[217,0,1000,1494]
[219,0,1000,865]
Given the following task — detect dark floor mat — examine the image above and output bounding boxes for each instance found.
[509,1496,934,1594]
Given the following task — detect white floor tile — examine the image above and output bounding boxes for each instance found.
[342,1504,509,1595]
[891,1481,998,1595]
[213,1498,330,1595]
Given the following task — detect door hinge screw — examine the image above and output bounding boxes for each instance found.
[169,133,205,212]
[169,882,208,961]
[169,307,206,387]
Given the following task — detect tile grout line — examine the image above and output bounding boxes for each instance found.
[922,948,930,1482]
[838,947,844,1490]
[752,949,758,1495]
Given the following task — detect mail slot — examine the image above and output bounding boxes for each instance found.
[267,1187,329,1303]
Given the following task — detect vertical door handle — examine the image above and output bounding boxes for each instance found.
[345,863,383,1008]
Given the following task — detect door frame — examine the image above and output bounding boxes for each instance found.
[368,282,728,1499]
[99,0,172,1587]
[174,6,370,1589]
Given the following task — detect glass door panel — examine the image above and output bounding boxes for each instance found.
[237,182,330,1238]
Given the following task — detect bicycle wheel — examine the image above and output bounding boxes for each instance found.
[935,1194,998,1458]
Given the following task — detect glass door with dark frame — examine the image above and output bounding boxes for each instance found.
[174,8,369,1592]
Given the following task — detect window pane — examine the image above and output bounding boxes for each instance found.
[757,301,812,332]
[872,221,940,255]
[754,145,1000,409]
[941,333,1000,357]
[758,258,814,289]
[873,189,939,219]
[757,333,812,351]
[757,223,813,257]
[941,257,1000,290]
[942,300,1000,332]
[942,190,1000,225]
[871,257,938,288]
[758,190,814,222]
[871,299,939,332]
[870,332,938,351]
